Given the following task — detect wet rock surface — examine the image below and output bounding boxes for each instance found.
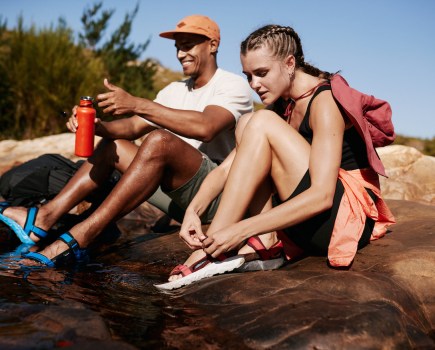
[0,201,434,349]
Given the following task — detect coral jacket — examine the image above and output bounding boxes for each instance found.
[330,75,395,177]
[328,168,396,267]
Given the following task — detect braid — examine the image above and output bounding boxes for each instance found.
[241,25,332,79]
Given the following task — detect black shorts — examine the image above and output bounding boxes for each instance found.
[274,170,375,255]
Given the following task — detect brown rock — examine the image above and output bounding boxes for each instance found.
[0,134,79,170]
[146,200,435,349]
[1,135,435,348]
[378,145,435,204]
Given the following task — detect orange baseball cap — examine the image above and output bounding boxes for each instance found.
[159,15,220,45]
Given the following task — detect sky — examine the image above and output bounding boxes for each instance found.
[1,0,435,139]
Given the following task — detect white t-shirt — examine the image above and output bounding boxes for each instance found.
[152,68,253,163]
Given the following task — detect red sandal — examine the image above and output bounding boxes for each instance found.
[236,236,285,272]
[155,253,245,291]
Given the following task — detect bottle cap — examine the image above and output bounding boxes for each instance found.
[80,96,94,101]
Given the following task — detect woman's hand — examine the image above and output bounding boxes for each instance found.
[179,209,207,250]
[97,79,138,116]
[202,225,244,258]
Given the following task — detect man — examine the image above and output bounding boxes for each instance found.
[1,15,253,266]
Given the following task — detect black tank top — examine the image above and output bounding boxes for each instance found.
[298,85,369,171]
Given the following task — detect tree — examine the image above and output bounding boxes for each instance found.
[0,16,14,135]
[79,2,157,99]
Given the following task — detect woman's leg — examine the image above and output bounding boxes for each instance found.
[208,110,310,232]
[169,110,311,280]
[237,176,278,255]
[3,138,139,242]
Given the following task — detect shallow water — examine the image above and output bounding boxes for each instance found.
[0,221,200,349]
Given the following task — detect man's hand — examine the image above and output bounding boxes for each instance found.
[97,79,139,116]
[66,105,101,133]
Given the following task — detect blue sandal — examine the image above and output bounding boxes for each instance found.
[21,232,88,267]
[0,201,10,214]
[0,205,49,245]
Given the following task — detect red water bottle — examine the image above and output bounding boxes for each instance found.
[75,96,96,157]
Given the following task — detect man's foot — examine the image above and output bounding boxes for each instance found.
[0,206,51,244]
[21,232,88,267]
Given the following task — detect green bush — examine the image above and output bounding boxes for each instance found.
[0,17,105,139]
[0,2,157,140]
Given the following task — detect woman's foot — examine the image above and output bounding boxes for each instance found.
[168,232,281,282]
[168,249,205,281]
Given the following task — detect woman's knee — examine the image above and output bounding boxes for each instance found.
[235,112,254,141]
[243,109,279,136]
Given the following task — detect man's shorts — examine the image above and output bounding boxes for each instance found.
[147,155,221,224]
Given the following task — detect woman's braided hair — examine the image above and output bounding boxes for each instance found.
[241,25,332,79]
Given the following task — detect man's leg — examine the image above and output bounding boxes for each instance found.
[148,187,186,225]
[3,138,139,242]
[28,130,205,261]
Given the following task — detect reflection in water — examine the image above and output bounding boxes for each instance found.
[0,223,181,349]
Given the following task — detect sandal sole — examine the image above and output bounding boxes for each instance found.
[235,256,285,272]
[155,255,245,291]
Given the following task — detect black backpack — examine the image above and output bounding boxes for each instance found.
[0,154,119,206]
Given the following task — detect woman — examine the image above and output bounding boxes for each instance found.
[160,24,395,289]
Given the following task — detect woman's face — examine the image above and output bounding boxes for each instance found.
[241,46,291,105]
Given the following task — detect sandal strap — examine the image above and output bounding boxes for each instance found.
[23,207,49,239]
[22,251,55,267]
[190,255,210,272]
[58,232,81,258]
[169,255,211,277]
[169,264,192,277]
[215,250,237,261]
[21,232,86,268]
[247,236,283,260]
[0,202,10,214]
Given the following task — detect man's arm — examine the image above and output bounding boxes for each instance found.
[67,106,156,141]
[95,115,156,140]
[97,79,236,142]
[133,103,234,142]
